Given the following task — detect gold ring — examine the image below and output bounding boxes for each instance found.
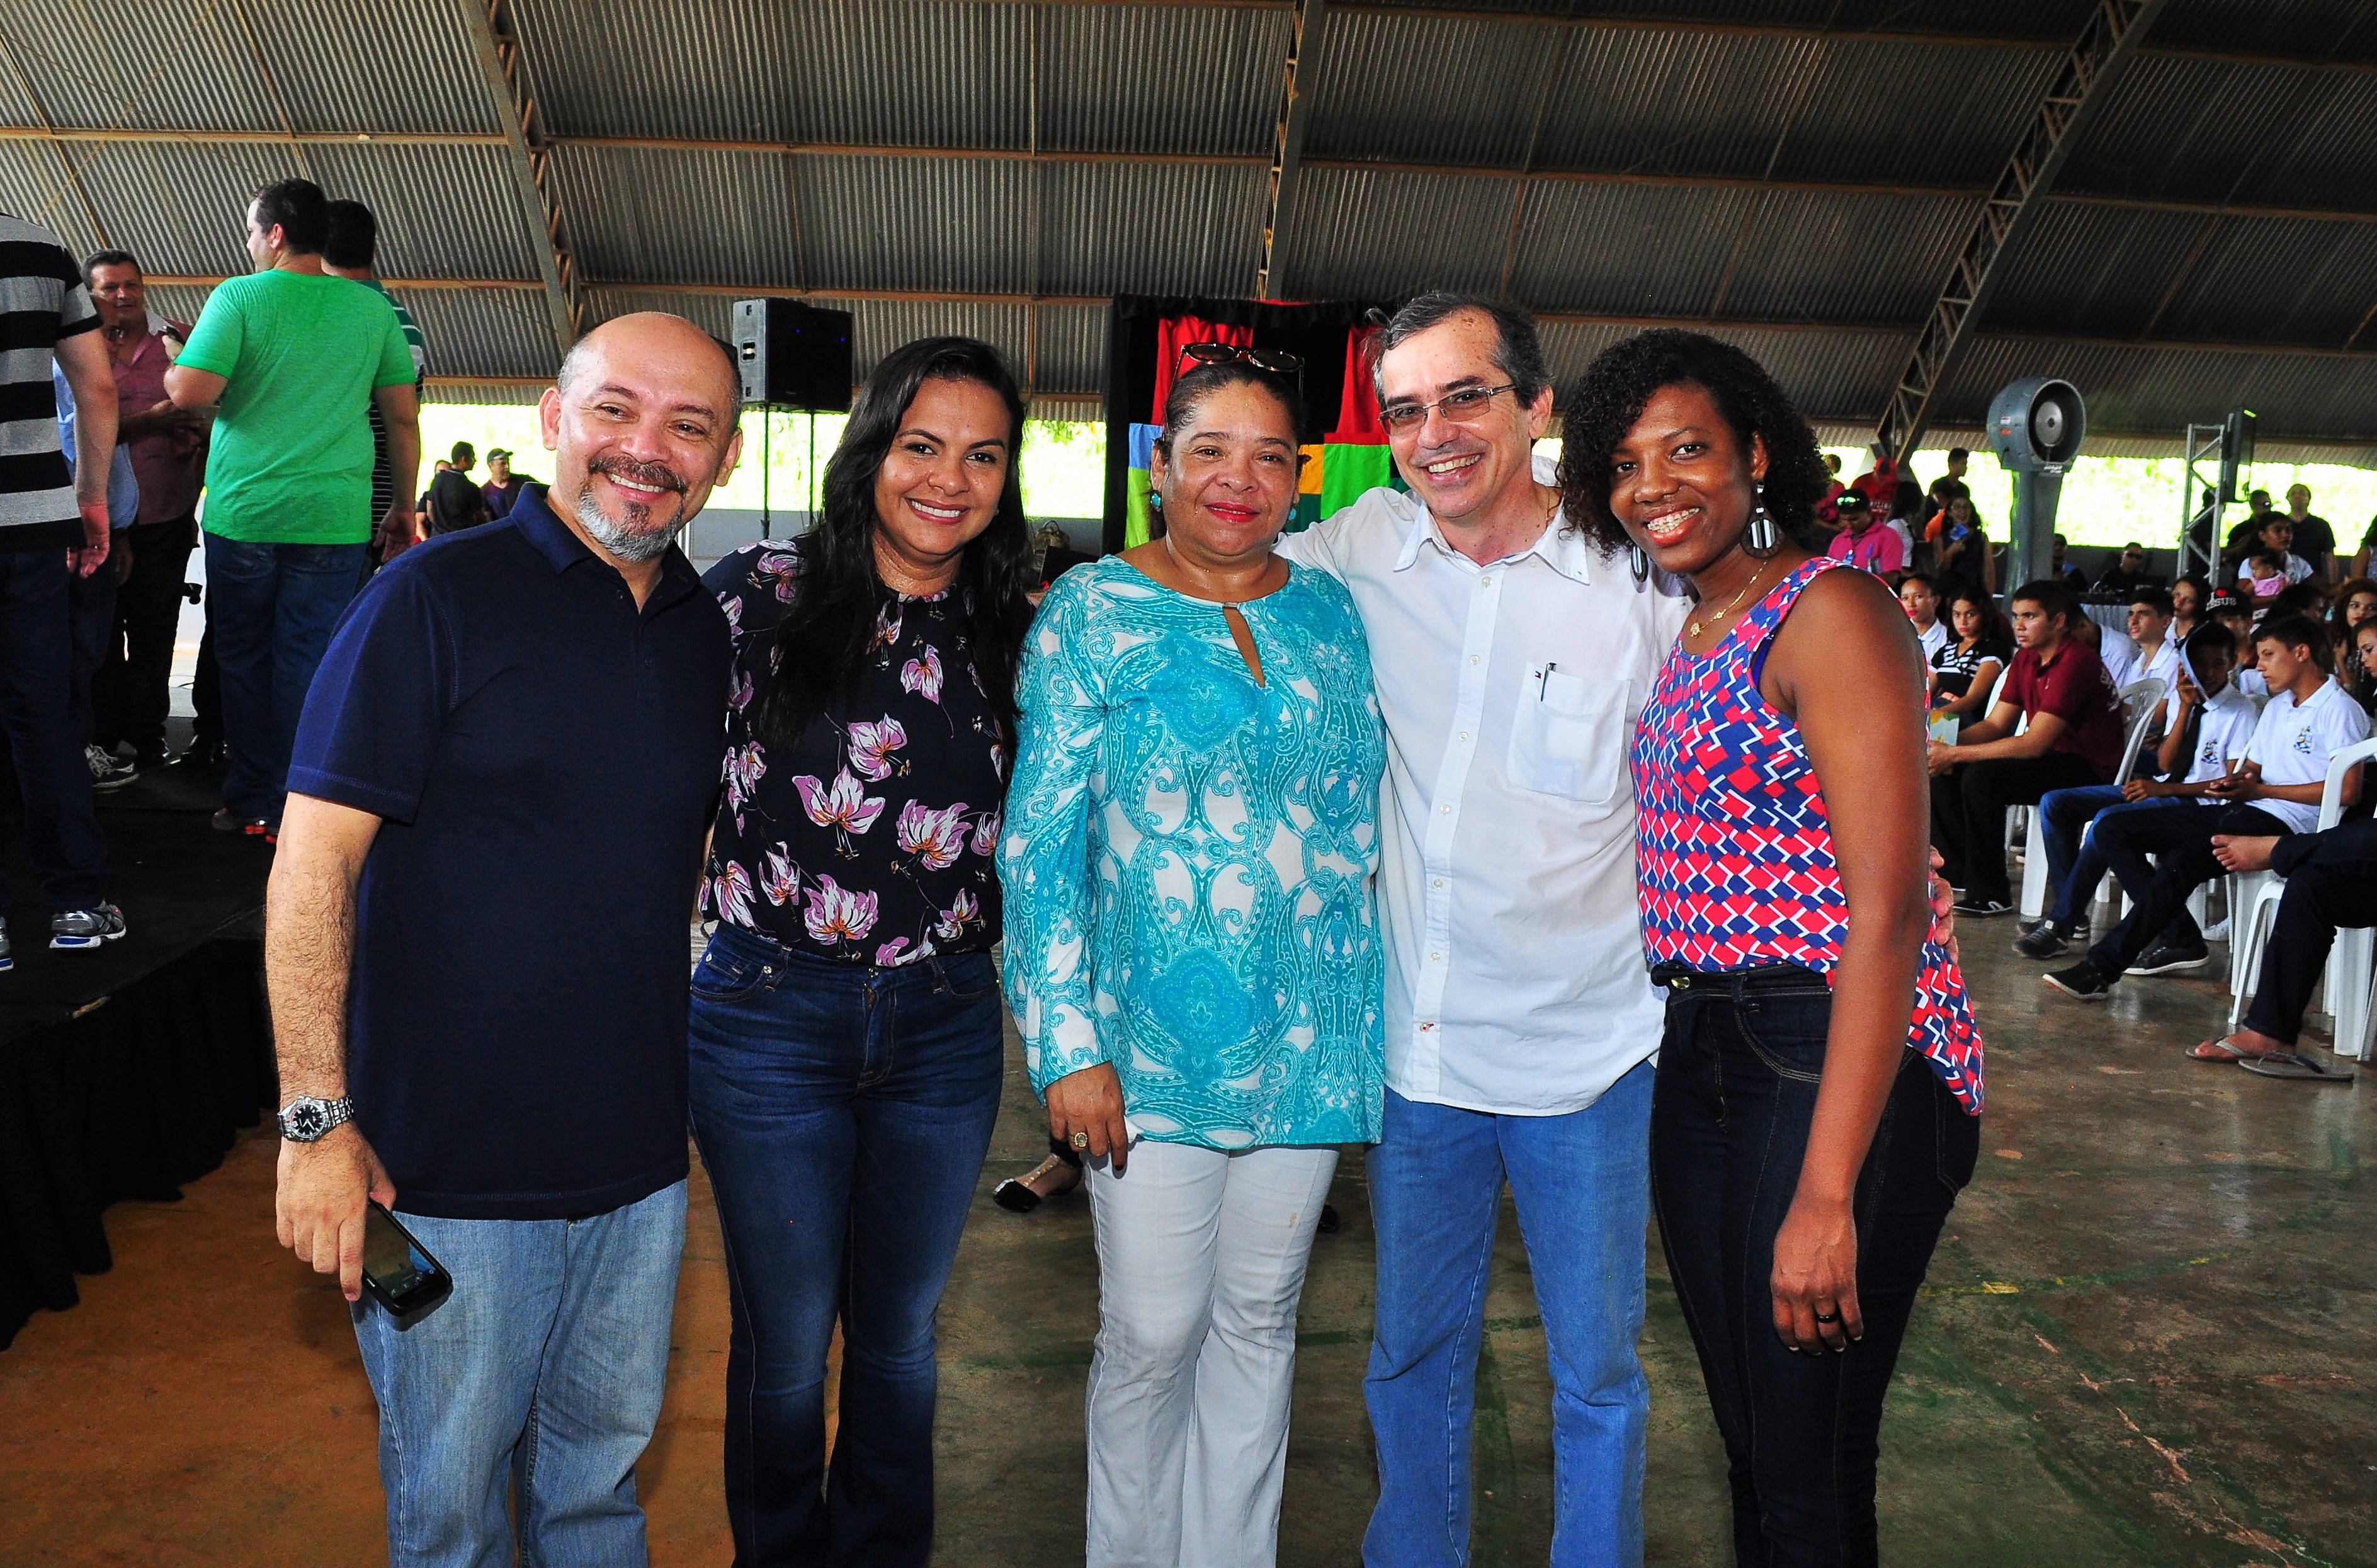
[1069,1130,1091,1150]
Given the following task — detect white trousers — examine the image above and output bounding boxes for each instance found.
[1084,1139,1340,1568]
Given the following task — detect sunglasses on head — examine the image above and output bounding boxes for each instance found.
[1175,342,1304,380]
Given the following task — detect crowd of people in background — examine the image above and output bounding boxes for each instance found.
[1794,446,2377,1087]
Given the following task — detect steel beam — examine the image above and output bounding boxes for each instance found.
[10,125,2377,229]
[1256,0,1327,300]
[458,0,581,354]
[139,273,2377,361]
[1873,0,2173,460]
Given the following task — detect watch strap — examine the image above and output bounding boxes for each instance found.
[277,1094,355,1142]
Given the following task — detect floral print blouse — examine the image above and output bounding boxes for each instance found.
[702,542,1006,965]
[998,557,1387,1149]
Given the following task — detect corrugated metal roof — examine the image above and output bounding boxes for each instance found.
[1947,333,2377,448]
[1,0,2371,455]
[5,0,281,132]
[552,144,803,288]
[390,285,559,378]
[1036,160,1266,298]
[2062,51,2377,211]
[1038,4,1285,157]
[1279,167,1513,299]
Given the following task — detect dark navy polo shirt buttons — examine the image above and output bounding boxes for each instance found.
[287,486,732,1221]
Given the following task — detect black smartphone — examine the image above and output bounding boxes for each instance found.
[361,1202,453,1321]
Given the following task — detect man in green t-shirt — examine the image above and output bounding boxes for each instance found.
[166,178,420,837]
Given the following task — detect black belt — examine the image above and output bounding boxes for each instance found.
[1650,962,1827,1000]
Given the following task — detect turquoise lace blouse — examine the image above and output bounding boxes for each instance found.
[998,556,1387,1149]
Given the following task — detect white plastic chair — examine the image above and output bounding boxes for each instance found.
[2227,736,2377,1046]
[2021,679,2166,920]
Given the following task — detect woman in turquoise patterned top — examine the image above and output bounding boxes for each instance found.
[999,358,1384,1565]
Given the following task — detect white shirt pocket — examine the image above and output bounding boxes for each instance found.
[1507,668,1630,807]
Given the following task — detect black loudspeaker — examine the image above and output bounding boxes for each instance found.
[2218,407,2255,504]
[732,299,853,411]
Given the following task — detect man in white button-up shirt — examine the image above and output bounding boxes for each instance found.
[1278,296,1688,1567]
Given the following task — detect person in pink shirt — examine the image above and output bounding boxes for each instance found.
[86,249,207,770]
[1826,489,1907,574]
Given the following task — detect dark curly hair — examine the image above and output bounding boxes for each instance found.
[1555,330,1830,559]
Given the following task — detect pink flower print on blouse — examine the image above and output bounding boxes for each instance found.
[761,846,798,907]
[846,716,908,783]
[757,550,802,603]
[804,875,879,946]
[875,934,936,968]
[897,800,971,871]
[720,594,743,632]
[795,769,887,839]
[969,807,1001,859]
[724,742,766,812]
[729,669,755,713]
[934,888,980,942]
[900,644,944,703]
[710,860,756,927]
[873,599,904,649]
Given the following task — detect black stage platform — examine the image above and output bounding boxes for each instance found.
[1,758,271,1349]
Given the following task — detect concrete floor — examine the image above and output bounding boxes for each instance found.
[1,931,2371,1565]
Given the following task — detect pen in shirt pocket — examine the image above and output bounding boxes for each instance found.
[1538,661,1557,701]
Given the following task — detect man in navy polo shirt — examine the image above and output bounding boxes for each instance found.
[265,312,741,1568]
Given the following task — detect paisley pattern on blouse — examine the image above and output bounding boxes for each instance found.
[701,542,1006,965]
[999,557,1388,1149]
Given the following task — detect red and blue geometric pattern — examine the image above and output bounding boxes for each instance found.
[1633,556,1985,1116]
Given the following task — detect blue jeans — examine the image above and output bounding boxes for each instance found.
[687,925,1006,1567]
[2037,784,2125,928]
[0,548,108,911]
[1650,967,1975,1568]
[202,533,366,824]
[1363,1064,1654,1568]
[349,1179,688,1568]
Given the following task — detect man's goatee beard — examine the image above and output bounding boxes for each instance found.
[574,490,676,562]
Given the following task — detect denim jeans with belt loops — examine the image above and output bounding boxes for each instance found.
[1649,963,1978,1568]
[687,921,1006,1567]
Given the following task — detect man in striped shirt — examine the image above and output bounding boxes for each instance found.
[0,211,127,969]
[322,200,427,567]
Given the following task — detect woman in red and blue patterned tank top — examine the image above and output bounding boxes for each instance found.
[1558,331,1982,1568]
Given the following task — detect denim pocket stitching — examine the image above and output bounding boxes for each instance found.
[688,952,772,1004]
[1728,1006,1826,1085]
[932,953,1001,1004]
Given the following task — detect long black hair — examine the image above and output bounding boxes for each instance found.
[1555,329,1830,559]
[756,336,1035,752]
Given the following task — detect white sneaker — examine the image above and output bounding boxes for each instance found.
[84,744,138,792]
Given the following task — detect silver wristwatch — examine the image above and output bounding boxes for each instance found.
[277,1094,356,1142]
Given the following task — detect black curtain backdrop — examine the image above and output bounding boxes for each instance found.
[1101,295,1392,554]
[0,935,270,1350]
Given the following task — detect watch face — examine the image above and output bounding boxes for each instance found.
[286,1101,327,1139]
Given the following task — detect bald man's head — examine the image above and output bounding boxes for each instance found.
[557,312,739,409]
[539,312,744,565]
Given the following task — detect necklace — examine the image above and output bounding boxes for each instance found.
[1688,560,1769,640]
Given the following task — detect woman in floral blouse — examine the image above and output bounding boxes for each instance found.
[692,337,1034,1565]
[999,357,1385,1566]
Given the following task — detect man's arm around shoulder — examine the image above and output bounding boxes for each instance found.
[268,795,395,1302]
[1271,484,1415,578]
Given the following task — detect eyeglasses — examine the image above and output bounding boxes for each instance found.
[1379,383,1517,432]
[1174,343,1304,379]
